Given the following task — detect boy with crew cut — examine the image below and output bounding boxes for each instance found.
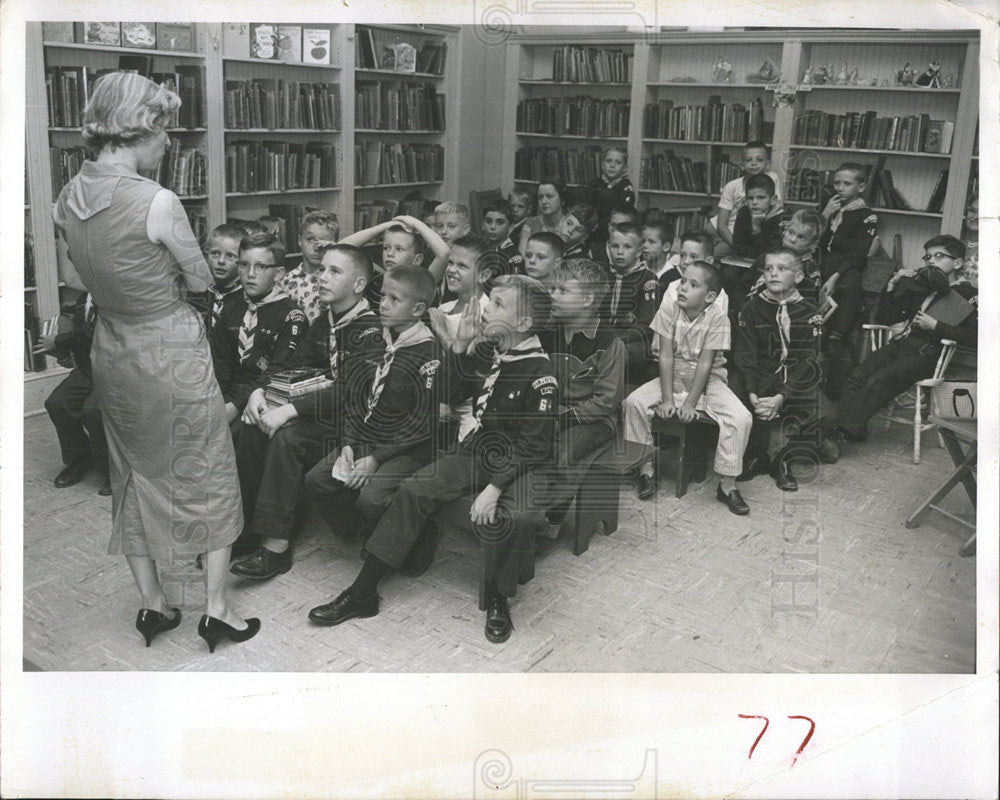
[433,201,472,246]
[731,247,822,492]
[507,186,533,246]
[210,232,308,426]
[276,210,340,323]
[522,231,564,290]
[660,230,730,316]
[641,217,676,288]
[231,243,384,579]
[196,223,247,332]
[537,258,625,540]
[602,221,661,383]
[557,203,599,259]
[713,140,782,257]
[481,198,523,278]
[308,274,556,644]
[624,261,752,511]
[302,265,443,551]
[745,209,824,304]
[591,202,639,264]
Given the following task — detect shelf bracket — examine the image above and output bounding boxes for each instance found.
[766,81,804,107]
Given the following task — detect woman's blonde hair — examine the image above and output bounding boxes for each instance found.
[81,72,180,151]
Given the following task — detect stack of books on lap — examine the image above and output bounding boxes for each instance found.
[265,367,333,408]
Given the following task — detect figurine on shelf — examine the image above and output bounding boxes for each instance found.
[719,58,732,83]
[914,60,941,87]
[942,73,955,89]
[711,56,724,83]
[802,66,814,85]
[850,68,861,84]
[835,61,849,85]
[896,62,915,85]
[869,77,879,86]
[746,58,778,83]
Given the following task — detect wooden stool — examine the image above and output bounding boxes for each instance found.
[571,440,656,555]
[650,413,718,498]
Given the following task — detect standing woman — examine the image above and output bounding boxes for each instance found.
[518,179,567,255]
[52,72,259,653]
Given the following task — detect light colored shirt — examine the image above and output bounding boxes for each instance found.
[276,262,325,322]
[650,295,730,382]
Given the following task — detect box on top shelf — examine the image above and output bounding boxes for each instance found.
[156,23,196,52]
[303,27,334,65]
[250,23,279,60]
[121,23,156,49]
[80,22,120,46]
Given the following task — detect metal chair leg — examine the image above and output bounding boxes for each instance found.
[913,385,923,464]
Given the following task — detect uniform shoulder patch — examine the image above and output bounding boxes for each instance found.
[643,279,659,293]
[286,308,308,324]
[419,359,441,375]
[531,375,558,390]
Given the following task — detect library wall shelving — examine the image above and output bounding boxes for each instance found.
[499,29,979,267]
[23,21,461,380]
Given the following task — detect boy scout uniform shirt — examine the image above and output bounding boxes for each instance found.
[538,319,626,425]
[447,336,557,491]
[344,322,443,465]
[268,300,384,424]
[602,263,661,355]
[732,205,784,259]
[211,291,308,411]
[818,203,878,281]
[188,283,242,333]
[735,290,819,400]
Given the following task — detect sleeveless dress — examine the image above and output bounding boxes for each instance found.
[53,161,243,560]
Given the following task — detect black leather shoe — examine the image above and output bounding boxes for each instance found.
[308,589,379,626]
[637,472,658,500]
[54,458,90,488]
[770,458,798,491]
[484,593,513,643]
[716,484,750,516]
[97,474,112,496]
[135,607,181,647]
[398,525,439,579]
[817,437,840,464]
[229,545,292,580]
[736,454,771,482]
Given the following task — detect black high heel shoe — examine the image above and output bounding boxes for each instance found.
[197,614,261,653]
[135,607,182,647]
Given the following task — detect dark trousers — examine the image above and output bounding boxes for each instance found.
[826,271,863,337]
[303,449,434,542]
[730,369,821,464]
[235,419,337,541]
[537,421,615,521]
[363,451,543,597]
[835,335,938,439]
[44,368,108,473]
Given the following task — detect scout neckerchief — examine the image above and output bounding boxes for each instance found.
[363,321,435,423]
[610,262,645,320]
[209,282,240,331]
[760,289,804,382]
[237,286,287,364]
[326,298,371,381]
[461,335,548,443]
[828,196,866,235]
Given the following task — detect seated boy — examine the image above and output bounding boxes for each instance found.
[537,258,625,538]
[585,145,636,251]
[231,243,384,579]
[522,231,564,290]
[623,261,752,511]
[820,235,977,461]
[591,202,639,264]
[641,217,676,288]
[302,265,443,549]
[731,247,822,491]
[276,210,340,323]
[712,140,782,258]
[660,231,729,315]
[602,221,661,384]
[745,209,824,304]
[42,292,110,495]
[557,203,599,258]
[307,275,556,644]
[210,232,308,426]
[433,201,472,247]
[818,162,878,356]
[731,174,783,260]
[482,197,522,270]
[506,186,533,246]
[192,223,245,332]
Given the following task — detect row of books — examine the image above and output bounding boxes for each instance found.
[46,63,204,128]
[225,140,337,194]
[639,151,743,195]
[516,97,630,138]
[355,197,430,231]
[49,140,205,197]
[550,45,633,83]
[792,111,954,154]
[784,163,949,213]
[225,204,325,255]
[514,145,604,187]
[354,141,444,186]
[643,97,770,144]
[355,81,445,131]
[224,79,341,130]
[355,28,447,75]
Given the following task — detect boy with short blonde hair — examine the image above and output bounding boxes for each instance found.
[433,201,472,245]
[276,210,340,323]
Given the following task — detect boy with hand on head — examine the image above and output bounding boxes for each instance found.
[192,223,246,332]
[623,261,752,510]
[820,235,977,461]
[712,141,782,258]
[817,162,878,357]
[276,210,340,323]
[302,265,443,554]
[210,232,308,427]
[537,258,625,540]
[557,203,599,258]
[308,275,556,644]
[602,221,661,384]
[231,243,384,579]
[731,247,822,491]
[585,146,636,248]
[522,232,564,290]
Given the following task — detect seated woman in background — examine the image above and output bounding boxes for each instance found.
[518,179,567,255]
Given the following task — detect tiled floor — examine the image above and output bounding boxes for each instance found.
[21,413,977,672]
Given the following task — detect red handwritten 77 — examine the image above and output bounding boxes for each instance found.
[739,714,816,766]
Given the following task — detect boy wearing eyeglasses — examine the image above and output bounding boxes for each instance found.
[820,234,977,460]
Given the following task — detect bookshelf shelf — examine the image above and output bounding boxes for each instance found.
[226,187,339,197]
[784,199,943,219]
[224,128,341,134]
[647,81,774,89]
[644,138,772,147]
[43,40,204,59]
[516,132,628,141]
[520,80,631,86]
[355,129,443,134]
[355,68,443,80]
[24,286,38,293]
[640,189,721,199]
[223,56,341,70]
[788,144,951,159]
[514,178,584,188]
[801,84,962,94]
[355,181,443,190]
